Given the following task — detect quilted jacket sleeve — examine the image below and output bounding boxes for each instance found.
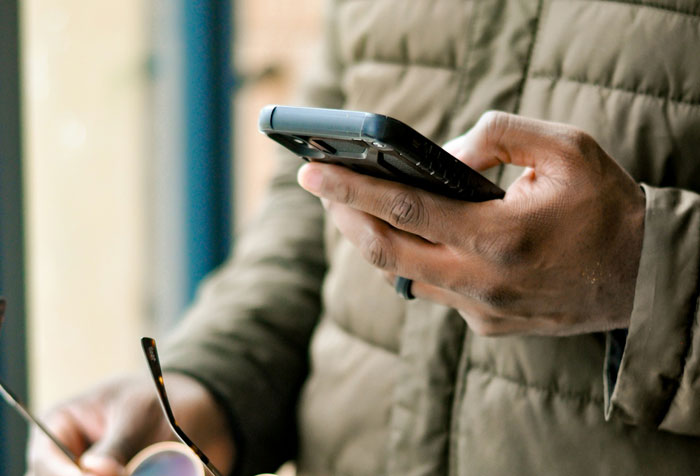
[160,3,344,475]
[605,184,700,435]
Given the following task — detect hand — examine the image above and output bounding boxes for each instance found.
[297,111,646,336]
[26,373,235,476]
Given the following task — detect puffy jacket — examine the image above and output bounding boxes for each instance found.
[164,0,700,475]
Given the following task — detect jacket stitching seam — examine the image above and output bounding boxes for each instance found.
[337,0,449,4]
[324,313,401,356]
[513,0,545,115]
[529,74,700,107]
[347,58,461,74]
[446,0,481,124]
[566,0,700,20]
[468,364,605,405]
[442,2,482,460]
[448,333,471,476]
[507,0,546,186]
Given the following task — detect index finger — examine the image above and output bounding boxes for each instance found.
[297,162,496,244]
[27,412,86,476]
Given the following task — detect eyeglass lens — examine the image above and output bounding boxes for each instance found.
[130,448,202,476]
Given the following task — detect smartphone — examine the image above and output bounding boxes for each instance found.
[258,105,505,201]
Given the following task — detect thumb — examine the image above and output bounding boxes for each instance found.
[442,132,498,172]
[450,111,582,172]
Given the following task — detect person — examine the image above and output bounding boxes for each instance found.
[28,0,700,475]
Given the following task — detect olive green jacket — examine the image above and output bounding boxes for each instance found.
[164,1,700,475]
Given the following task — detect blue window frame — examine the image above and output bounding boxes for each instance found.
[150,0,235,329]
[183,0,234,303]
[0,1,235,469]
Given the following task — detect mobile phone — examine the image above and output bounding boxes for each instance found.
[258,105,505,201]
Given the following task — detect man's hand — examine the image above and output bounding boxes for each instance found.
[298,111,645,336]
[26,374,235,476]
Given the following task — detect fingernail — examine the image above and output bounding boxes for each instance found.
[298,164,323,193]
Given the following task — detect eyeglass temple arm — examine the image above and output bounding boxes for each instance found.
[0,298,82,468]
[0,379,82,467]
[141,337,225,476]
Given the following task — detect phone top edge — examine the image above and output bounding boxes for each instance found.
[259,105,395,140]
[258,104,276,131]
[358,113,417,144]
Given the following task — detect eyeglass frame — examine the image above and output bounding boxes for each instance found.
[0,298,224,476]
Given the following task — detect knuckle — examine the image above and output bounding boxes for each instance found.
[479,110,509,128]
[333,179,356,205]
[478,281,520,310]
[478,110,510,142]
[471,226,533,266]
[361,228,396,270]
[386,191,425,228]
[561,127,599,159]
[568,128,594,149]
[450,271,521,312]
[497,229,535,265]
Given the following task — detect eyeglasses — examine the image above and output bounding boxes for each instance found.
[127,440,205,476]
[140,337,224,476]
[0,298,224,476]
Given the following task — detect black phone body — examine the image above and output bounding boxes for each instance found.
[258,105,505,201]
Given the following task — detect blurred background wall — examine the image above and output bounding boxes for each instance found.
[23,0,150,412]
[10,0,322,471]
